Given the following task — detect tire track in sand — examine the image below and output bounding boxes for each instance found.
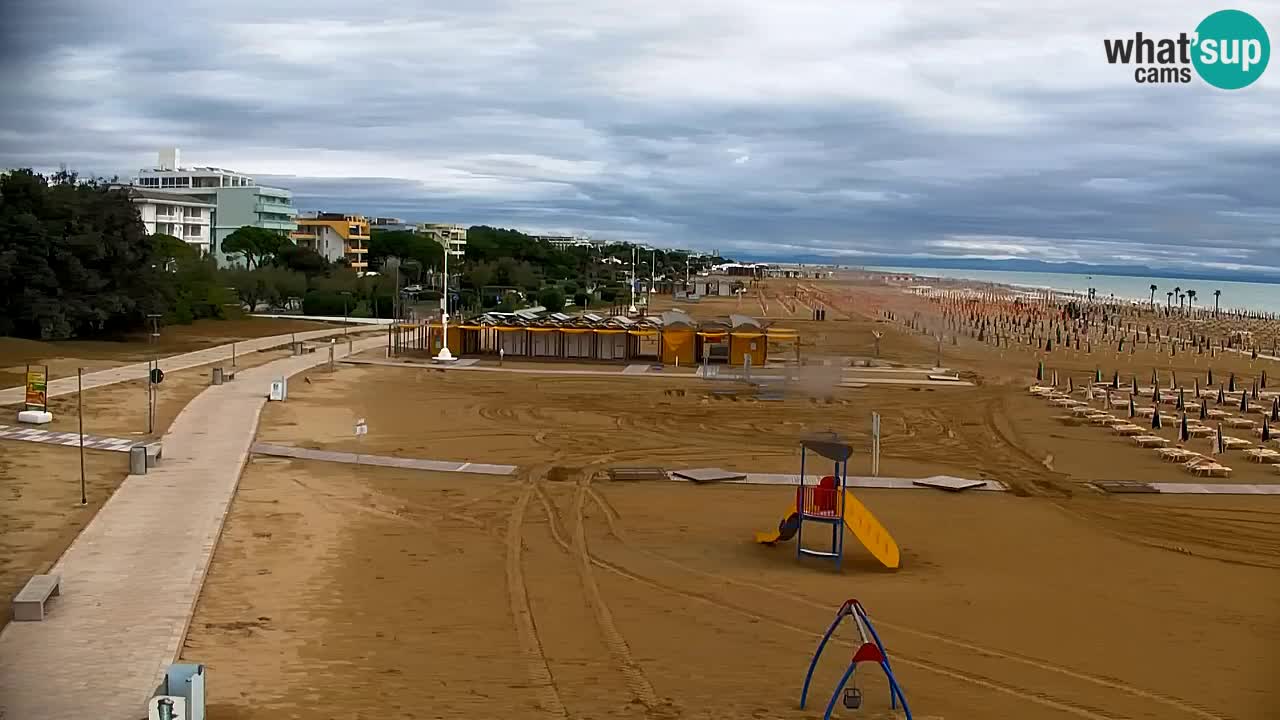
[505,480,569,718]
[583,486,1227,720]
[570,475,667,714]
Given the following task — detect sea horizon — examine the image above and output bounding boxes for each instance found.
[862,266,1280,315]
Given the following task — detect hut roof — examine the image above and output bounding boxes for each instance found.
[729,314,762,329]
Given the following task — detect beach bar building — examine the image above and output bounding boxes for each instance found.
[408,309,796,366]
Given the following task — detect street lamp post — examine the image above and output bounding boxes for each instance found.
[341,291,351,335]
[435,242,455,361]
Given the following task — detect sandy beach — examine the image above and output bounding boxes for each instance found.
[160,279,1280,719]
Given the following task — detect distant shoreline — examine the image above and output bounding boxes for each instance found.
[859,266,1280,315]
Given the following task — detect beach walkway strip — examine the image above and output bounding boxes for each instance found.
[0,336,385,720]
[0,326,374,406]
[250,442,517,475]
[0,424,140,452]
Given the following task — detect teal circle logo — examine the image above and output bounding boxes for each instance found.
[1192,10,1270,89]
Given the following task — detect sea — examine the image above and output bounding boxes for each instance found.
[863,267,1280,315]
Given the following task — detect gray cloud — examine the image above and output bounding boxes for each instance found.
[1,1,1278,275]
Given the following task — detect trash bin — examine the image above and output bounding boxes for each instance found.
[212,367,224,386]
[129,446,148,475]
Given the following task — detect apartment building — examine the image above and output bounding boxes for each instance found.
[535,235,605,250]
[292,212,370,271]
[128,189,216,255]
[417,223,467,261]
[132,148,297,266]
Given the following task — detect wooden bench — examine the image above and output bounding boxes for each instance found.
[13,573,60,621]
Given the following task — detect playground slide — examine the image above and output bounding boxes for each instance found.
[754,493,901,569]
[753,503,799,544]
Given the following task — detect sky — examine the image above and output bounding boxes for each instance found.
[1,1,1278,275]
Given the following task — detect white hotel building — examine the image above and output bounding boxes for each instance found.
[128,189,216,255]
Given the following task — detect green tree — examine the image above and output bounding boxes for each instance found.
[537,286,565,313]
[275,244,329,277]
[369,229,444,271]
[222,226,286,269]
[573,291,589,308]
[497,291,521,313]
[0,169,172,338]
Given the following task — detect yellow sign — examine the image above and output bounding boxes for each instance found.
[25,369,47,410]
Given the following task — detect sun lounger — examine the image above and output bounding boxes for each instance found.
[1070,406,1100,416]
[1206,409,1229,419]
[1156,446,1196,459]
[1133,407,1156,418]
[1183,457,1232,478]
[1053,414,1085,425]
[1224,417,1257,429]
[1050,397,1080,407]
[1243,448,1280,464]
[1112,424,1144,436]
[1185,425,1215,438]
[1133,435,1170,448]
[1089,414,1120,426]
[1221,436,1253,450]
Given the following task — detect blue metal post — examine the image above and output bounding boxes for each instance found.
[796,446,806,561]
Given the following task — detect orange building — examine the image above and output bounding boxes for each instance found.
[291,212,370,271]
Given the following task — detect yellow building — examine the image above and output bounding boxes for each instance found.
[291,212,370,270]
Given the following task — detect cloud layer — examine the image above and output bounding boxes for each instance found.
[1,1,1277,274]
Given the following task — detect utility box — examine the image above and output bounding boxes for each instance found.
[151,663,206,720]
[211,367,223,386]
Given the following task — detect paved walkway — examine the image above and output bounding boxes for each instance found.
[0,335,385,720]
[0,423,138,452]
[251,442,517,475]
[0,326,372,406]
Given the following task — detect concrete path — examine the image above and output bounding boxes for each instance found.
[0,336,385,720]
[0,326,374,406]
[0,423,139,452]
[251,442,517,475]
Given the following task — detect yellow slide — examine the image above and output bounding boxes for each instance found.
[841,490,901,569]
[754,493,901,569]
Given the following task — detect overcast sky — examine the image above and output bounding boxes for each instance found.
[1,1,1277,273]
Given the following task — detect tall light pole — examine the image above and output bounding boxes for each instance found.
[649,248,655,310]
[628,246,638,315]
[435,240,455,361]
[77,367,86,506]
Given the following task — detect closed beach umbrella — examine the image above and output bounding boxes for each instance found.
[1195,378,1201,398]
[1154,387,1161,405]
[1252,381,1259,400]
[1272,397,1279,423]
[1152,407,1162,430]
[1172,370,1178,389]
[1152,368,1158,387]
[1199,400,1208,421]
[1112,370,1119,389]
[1036,361,1043,382]
[1241,392,1249,414]
[1229,373,1236,392]
[1052,369,1059,387]
[1132,376,1139,395]
[1129,394,1136,418]
[1263,370,1268,389]
[1095,367,1102,383]
[1177,388,1185,411]
[1208,368,1214,385]
[1263,420,1271,443]
[1218,385,1226,405]
[1180,414,1189,443]
[1069,377,1074,393]
[1217,423,1225,455]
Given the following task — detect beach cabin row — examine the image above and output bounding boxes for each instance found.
[412,309,797,366]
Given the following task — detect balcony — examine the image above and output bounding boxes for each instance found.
[258,218,297,231]
[254,201,298,217]
[346,247,368,254]
[350,260,369,269]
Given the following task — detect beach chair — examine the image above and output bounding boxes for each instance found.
[1183,457,1232,478]
[1089,414,1120,426]
[1134,435,1170,449]
[1224,417,1257,429]
[1243,448,1280,464]
[1221,436,1254,450]
[1053,415,1085,425]
[1206,409,1229,419]
[1112,423,1144,436]
[1186,424,1216,438]
[1156,446,1197,460]
[1028,385,1054,396]
[1134,407,1156,418]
